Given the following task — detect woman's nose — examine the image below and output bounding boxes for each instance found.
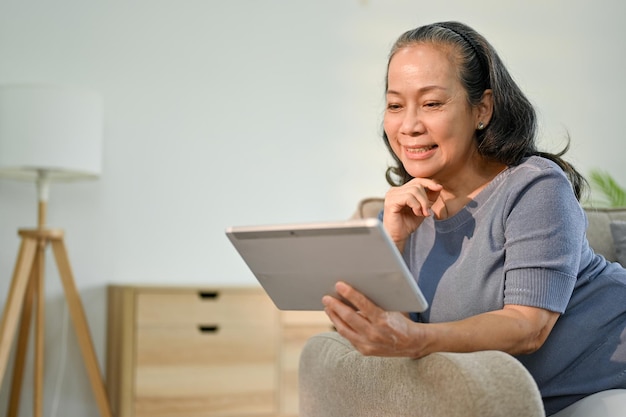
[399,110,424,136]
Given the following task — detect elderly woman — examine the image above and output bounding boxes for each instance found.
[322,21,626,416]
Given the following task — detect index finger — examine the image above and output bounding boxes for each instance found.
[335,281,384,318]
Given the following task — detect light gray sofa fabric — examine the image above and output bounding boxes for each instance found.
[585,208,626,263]
[609,221,626,266]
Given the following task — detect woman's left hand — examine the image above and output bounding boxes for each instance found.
[322,281,427,358]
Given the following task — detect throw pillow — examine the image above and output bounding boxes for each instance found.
[609,221,626,266]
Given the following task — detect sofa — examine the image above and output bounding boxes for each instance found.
[299,198,626,417]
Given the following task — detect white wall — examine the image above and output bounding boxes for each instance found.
[0,1,624,415]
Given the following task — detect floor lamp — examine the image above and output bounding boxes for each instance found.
[0,85,112,417]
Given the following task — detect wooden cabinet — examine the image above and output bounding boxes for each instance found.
[106,285,332,417]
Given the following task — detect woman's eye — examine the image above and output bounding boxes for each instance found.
[387,103,402,111]
[424,102,442,108]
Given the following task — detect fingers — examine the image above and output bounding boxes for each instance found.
[386,178,443,217]
[335,281,378,316]
[322,282,382,332]
[383,179,443,247]
[322,294,362,338]
[322,283,420,357]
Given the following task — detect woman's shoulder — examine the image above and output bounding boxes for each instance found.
[503,156,571,188]
[499,155,582,214]
[512,155,567,175]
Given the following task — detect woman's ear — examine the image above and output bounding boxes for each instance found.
[476,89,494,127]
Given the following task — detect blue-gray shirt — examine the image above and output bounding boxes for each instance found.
[403,156,626,415]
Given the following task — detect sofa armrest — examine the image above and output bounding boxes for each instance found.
[350,197,384,219]
[299,332,544,417]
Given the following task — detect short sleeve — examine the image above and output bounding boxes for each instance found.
[502,164,585,313]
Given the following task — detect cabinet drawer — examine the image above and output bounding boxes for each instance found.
[136,323,277,366]
[136,288,275,325]
[134,361,276,417]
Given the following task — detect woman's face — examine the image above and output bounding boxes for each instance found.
[384,43,486,183]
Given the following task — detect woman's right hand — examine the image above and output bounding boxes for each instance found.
[383,178,443,251]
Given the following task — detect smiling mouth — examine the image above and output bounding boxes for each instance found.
[406,145,438,153]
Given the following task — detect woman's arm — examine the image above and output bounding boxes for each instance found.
[322,281,560,358]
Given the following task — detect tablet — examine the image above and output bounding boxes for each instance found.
[225,218,428,312]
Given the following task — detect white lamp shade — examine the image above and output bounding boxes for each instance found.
[0,84,103,182]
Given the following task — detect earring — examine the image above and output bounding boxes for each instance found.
[477,122,485,130]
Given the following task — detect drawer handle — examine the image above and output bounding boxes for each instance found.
[198,325,219,334]
[197,291,219,300]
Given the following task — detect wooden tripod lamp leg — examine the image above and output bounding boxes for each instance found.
[50,238,113,417]
[33,242,46,417]
[6,258,38,417]
[0,237,38,388]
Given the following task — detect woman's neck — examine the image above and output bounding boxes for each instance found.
[431,160,507,219]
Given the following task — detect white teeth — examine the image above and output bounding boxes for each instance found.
[407,145,436,153]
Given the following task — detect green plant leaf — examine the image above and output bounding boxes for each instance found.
[588,169,626,207]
